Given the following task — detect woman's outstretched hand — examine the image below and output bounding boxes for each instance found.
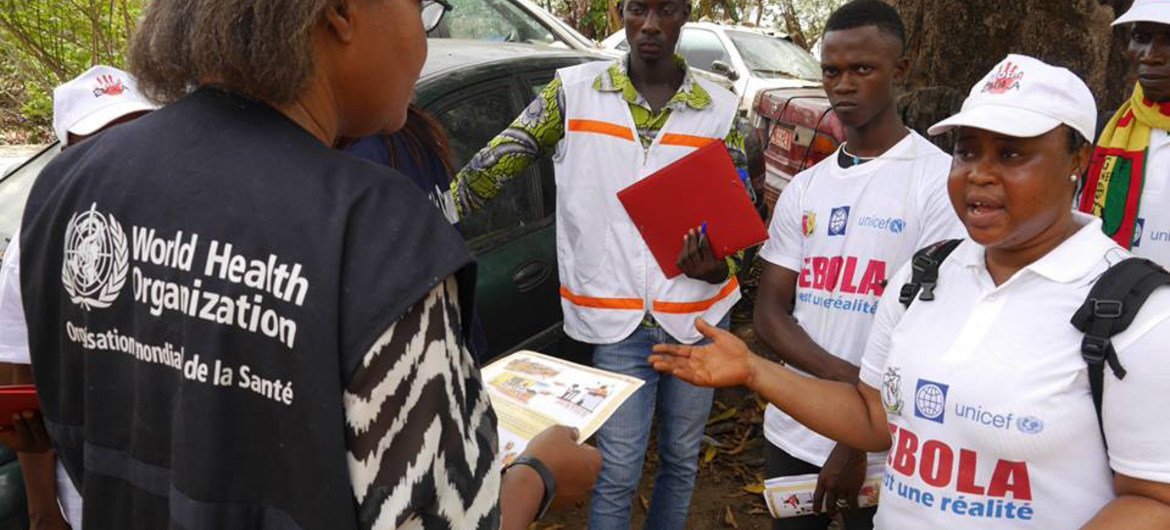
[648,318,758,389]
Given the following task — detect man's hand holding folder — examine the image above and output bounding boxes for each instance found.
[0,384,49,453]
[677,226,728,284]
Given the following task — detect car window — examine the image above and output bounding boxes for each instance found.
[540,6,597,50]
[677,28,730,72]
[0,143,61,248]
[431,0,558,46]
[725,30,821,81]
[434,80,545,247]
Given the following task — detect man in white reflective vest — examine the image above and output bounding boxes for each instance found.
[451,0,749,526]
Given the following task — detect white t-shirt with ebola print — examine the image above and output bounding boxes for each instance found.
[758,131,961,467]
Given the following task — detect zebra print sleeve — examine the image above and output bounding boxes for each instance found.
[344,277,501,530]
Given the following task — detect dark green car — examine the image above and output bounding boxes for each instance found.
[0,40,605,525]
[415,40,603,359]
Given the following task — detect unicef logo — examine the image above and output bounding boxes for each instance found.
[1017,415,1045,435]
[913,379,949,424]
[889,219,905,234]
[61,203,129,310]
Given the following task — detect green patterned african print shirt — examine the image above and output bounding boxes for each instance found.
[451,55,751,281]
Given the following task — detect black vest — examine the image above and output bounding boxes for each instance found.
[20,88,475,529]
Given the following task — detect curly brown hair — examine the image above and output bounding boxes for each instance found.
[128,0,332,105]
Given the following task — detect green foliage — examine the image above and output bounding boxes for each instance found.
[0,0,143,141]
[0,0,840,142]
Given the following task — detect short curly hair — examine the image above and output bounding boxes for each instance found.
[129,0,332,105]
[824,0,906,53]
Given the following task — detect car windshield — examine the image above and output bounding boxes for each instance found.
[726,30,821,81]
[430,0,559,46]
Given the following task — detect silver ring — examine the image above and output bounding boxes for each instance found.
[835,499,849,509]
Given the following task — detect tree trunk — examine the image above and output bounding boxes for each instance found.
[607,0,621,36]
[889,0,1133,146]
[1101,0,1137,107]
[779,0,809,50]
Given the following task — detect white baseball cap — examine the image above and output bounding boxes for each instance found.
[1114,0,1170,26]
[928,54,1097,143]
[52,65,156,146]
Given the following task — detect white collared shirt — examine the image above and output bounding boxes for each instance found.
[859,214,1170,529]
[0,228,27,363]
[1132,129,1170,266]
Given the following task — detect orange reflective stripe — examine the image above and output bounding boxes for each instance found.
[567,119,636,142]
[652,277,740,314]
[660,133,718,148]
[560,286,644,310]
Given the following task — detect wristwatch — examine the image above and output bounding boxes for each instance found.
[505,455,557,520]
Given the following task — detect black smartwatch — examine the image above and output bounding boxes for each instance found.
[505,455,557,520]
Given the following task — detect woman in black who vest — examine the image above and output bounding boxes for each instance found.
[17,1,599,528]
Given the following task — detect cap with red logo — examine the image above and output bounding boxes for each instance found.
[927,54,1097,143]
[52,65,157,146]
[1113,0,1170,27]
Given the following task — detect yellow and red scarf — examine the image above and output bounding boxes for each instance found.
[1080,84,1170,248]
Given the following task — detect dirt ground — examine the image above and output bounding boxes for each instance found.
[540,322,780,530]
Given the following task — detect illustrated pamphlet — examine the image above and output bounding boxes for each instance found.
[763,464,884,518]
[482,350,644,466]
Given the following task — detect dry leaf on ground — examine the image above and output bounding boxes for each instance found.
[723,505,739,528]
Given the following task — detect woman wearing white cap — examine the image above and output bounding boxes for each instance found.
[649,54,1170,529]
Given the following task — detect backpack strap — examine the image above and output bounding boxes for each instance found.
[899,239,964,308]
[1070,257,1170,447]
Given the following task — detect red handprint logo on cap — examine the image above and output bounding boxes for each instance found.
[92,74,126,98]
[982,61,1024,94]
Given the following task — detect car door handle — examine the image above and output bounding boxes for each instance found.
[513,260,551,292]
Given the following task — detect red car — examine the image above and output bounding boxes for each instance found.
[753,88,845,220]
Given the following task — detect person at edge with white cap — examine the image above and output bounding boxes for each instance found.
[1080,0,1170,268]
[0,65,157,529]
[648,54,1170,529]
[752,2,963,528]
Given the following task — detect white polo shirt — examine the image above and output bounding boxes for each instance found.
[1131,129,1170,267]
[0,229,83,528]
[859,214,1170,529]
[0,230,28,362]
[758,131,964,467]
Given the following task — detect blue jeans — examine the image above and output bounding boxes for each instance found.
[588,316,728,530]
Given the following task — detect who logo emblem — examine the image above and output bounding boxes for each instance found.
[61,203,129,310]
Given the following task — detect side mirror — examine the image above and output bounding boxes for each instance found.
[711,60,739,81]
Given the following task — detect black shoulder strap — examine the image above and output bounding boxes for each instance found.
[899,239,964,308]
[1070,257,1170,447]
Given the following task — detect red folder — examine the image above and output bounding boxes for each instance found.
[0,385,39,428]
[618,141,768,278]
